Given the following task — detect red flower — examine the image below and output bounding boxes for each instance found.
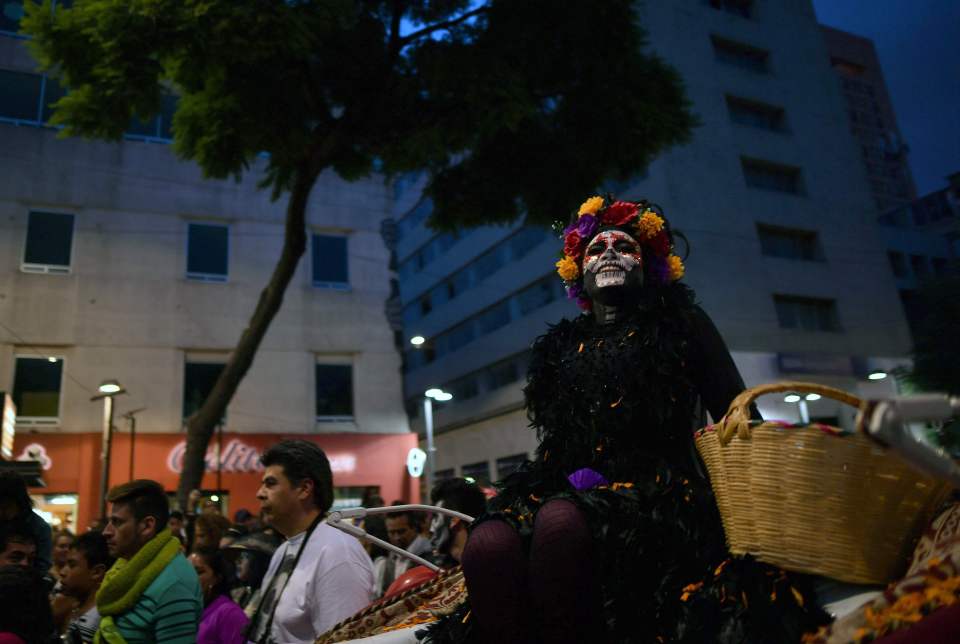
[649,231,671,256]
[564,230,583,258]
[601,201,639,226]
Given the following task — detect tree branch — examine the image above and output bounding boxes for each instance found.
[388,0,404,59]
[398,5,489,48]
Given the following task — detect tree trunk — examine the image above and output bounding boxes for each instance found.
[174,163,320,511]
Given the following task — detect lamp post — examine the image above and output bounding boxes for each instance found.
[784,392,820,424]
[423,388,453,490]
[91,379,126,519]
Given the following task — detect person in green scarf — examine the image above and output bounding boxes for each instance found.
[97,479,202,644]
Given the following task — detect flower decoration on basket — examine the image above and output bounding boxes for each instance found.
[555,195,685,310]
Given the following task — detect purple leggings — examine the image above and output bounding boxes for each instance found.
[460,499,602,644]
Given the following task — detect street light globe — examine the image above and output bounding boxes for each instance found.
[805,393,821,401]
[784,394,801,403]
[98,379,122,394]
[47,356,57,363]
[410,335,426,346]
[868,371,888,381]
[210,494,220,502]
[434,392,453,402]
[425,388,443,399]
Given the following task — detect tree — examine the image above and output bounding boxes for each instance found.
[23,0,696,509]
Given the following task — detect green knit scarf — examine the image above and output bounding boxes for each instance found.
[94,529,180,644]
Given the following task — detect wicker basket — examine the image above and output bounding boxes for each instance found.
[696,381,955,585]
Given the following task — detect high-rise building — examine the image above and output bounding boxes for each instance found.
[394,0,911,486]
[0,3,412,531]
[821,25,917,213]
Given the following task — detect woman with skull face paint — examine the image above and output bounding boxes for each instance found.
[423,197,831,644]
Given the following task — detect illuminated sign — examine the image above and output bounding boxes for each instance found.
[16,443,52,470]
[406,447,427,477]
[1,393,15,460]
[166,439,356,475]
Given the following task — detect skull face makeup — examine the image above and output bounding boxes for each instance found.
[582,230,644,291]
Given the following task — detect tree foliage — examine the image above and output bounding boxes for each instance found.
[24,0,695,227]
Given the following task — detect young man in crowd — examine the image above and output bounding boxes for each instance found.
[0,520,36,568]
[100,479,202,642]
[60,531,115,643]
[0,471,51,573]
[249,439,373,644]
[377,506,433,593]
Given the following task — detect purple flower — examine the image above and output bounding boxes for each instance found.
[563,221,577,235]
[566,283,582,300]
[568,467,608,491]
[576,214,598,240]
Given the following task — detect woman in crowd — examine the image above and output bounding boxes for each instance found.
[190,547,249,644]
[193,513,232,551]
[50,530,75,581]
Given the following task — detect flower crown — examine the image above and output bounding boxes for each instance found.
[555,196,685,310]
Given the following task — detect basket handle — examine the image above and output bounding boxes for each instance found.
[717,381,863,446]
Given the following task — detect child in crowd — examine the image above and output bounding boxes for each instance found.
[59,532,114,644]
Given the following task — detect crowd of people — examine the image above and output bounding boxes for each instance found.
[0,440,486,644]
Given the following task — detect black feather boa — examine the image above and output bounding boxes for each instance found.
[422,284,831,643]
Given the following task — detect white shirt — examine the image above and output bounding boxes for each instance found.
[257,522,374,643]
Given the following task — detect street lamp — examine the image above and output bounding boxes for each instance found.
[423,388,453,490]
[91,379,127,519]
[784,393,819,423]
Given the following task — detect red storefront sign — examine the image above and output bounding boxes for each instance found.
[14,431,420,532]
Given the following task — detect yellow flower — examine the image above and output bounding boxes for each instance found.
[667,255,685,281]
[556,255,580,281]
[635,211,664,239]
[578,196,604,217]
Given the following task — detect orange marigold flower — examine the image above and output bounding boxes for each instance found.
[556,255,579,281]
[578,196,604,216]
[667,255,685,281]
[635,211,665,239]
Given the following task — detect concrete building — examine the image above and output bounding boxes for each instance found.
[0,11,412,531]
[822,25,917,213]
[394,0,911,487]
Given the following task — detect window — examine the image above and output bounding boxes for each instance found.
[711,36,769,73]
[0,69,42,122]
[726,96,785,131]
[12,356,63,421]
[125,93,178,141]
[315,363,353,421]
[183,361,225,419]
[516,277,557,315]
[496,453,527,480]
[756,224,822,261]
[773,295,840,332]
[446,374,480,401]
[742,158,803,194]
[460,461,491,487]
[888,251,907,278]
[830,57,866,77]
[312,234,349,289]
[186,223,229,281]
[484,359,519,390]
[476,300,511,335]
[910,255,929,278]
[434,468,455,481]
[22,211,74,273]
[708,0,753,18]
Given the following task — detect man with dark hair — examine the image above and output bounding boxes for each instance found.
[60,531,115,643]
[99,479,201,642]
[429,478,487,568]
[248,439,373,643]
[168,509,186,540]
[0,470,51,573]
[377,507,432,595]
[0,520,37,568]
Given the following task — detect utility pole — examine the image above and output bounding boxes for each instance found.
[122,408,147,481]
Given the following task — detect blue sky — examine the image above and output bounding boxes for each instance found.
[812,0,960,195]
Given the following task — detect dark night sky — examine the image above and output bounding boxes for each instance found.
[812,0,960,195]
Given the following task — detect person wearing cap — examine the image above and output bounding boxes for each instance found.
[233,509,259,533]
[223,531,281,618]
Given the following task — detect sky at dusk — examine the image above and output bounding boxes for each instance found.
[812,0,960,195]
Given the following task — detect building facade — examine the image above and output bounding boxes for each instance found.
[394,0,911,487]
[0,6,413,531]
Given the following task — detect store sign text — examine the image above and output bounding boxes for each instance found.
[166,440,356,475]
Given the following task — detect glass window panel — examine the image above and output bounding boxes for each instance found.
[0,69,42,122]
[484,359,519,390]
[742,159,801,193]
[509,227,549,262]
[158,93,177,140]
[24,211,74,267]
[515,278,555,316]
[712,36,769,73]
[13,357,63,418]
[312,234,349,287]
[774,296,839,332]
[315,364,353,418]
[183,362,225,419]
[127,113,159,137]
[187,223,229,278]
[460,461,491,487]
[40,75,67,123]
[477,300,511,334]
[496,453,527,480]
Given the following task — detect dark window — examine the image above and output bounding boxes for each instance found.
[420,294,432,316]
[773,295,840,332]
[12,356,63,419]
[516,277,557,315]
[477,300,511,335]
[830,57,866,77]
[0,69,42,122]
[711,36,769,73]
[460,461,491,487]
[40,76,66,123]
[312,234,349,288]
[484,359,519,390]
[183,362,225,419]
[445,320,476,353]
[708,0,753,18]
[888,251,907,278]
[726,96,785,131]
[910,254,928,278]
[509,227,550,262]
[315,364,353,419]
[742,158,803,194]
[186,223,229,280]
[0,0,25,34]
[434,468,455,481]
[496,453,527,480]
[158,93,177,139]
[446,374,480,401]
[127,113,159,138]
[23,211,74,271]
[756,224,822,260]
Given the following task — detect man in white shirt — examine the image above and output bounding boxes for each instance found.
[248,440,374,644]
